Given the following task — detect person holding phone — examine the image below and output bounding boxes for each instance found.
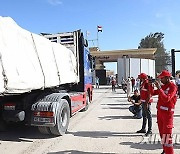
[153,70,177,154]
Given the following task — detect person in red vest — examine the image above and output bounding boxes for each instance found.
[111,77,116,92]
[154,70,177,154]
[136,73,153,136]
[131,77,135,92]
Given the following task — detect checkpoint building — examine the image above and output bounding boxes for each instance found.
[90,47,157,85]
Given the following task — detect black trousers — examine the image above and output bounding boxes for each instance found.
[112,85,115,91]
[178,85,180,96]
[142,103,152,132]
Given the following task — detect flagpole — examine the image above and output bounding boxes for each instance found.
[97,25,102,49]
[97,28,99,48]
[86,31,88,40]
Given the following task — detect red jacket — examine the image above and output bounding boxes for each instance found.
[111,79,116,86]
[140,79,153,103]
[131,78,135,86]
[153,81,177,111]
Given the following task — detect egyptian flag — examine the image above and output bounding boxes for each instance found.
[97,25,102,32]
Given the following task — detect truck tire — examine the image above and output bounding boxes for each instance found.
[81,92,90,112]
[38,126,51,135]
[50,99,70,136]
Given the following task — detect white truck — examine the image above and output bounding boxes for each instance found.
[0,16,93,135]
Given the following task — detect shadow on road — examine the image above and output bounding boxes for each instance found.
[48,150,116,154]
[106,96,128,99]
[120,141,162,150]
[115,92,127,94]
[98,115,138,120]
[68,130,143,138]
[120,141,180,150]
[101,103,130,106]
[0,123,55,142]
[101,107,129,110]
[94,92,109,94]
[173,114,180,118]
[151,114,180,118]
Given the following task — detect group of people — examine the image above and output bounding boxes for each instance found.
[121,77,141,97]
[127,70,177,154]
[175,75,180,98]
[95,70,177,153]
[95,75,117,92]
[95,76,100,89]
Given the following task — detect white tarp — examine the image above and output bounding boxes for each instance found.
[0,16,78,94]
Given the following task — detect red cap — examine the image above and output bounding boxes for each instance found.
[157,70,171,79]
[138,73,147,79]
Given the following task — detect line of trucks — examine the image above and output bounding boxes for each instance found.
[0,16,94,136]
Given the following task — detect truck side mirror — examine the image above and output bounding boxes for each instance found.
[84,39,88,47]
[92,57,96,69]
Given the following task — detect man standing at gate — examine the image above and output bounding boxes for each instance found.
[154,70,177,154]
[136,73,153,136]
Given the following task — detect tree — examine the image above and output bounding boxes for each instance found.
[176,70,180,75]
[138,32,171,74]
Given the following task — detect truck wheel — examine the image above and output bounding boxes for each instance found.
[38,126,51,135]
[81,92,90,112]
[50,99,70,136]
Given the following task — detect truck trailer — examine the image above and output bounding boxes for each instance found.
[0,16,93,136]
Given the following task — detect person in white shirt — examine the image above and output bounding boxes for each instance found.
[176,76,180,97]
[135,78,140,91]
[126,77,132,97]
[95,76,100,89]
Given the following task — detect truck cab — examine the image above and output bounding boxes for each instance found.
[42,30,93,112]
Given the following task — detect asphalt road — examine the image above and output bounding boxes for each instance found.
[0,85,180,154]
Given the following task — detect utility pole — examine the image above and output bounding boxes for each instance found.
[171,49,175,77]
[171,49,180,77]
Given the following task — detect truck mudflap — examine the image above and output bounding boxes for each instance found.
[31,93,71,136]
[31,100,57,127]
[31,93,69,127]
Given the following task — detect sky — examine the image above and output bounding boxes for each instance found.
[0,0,180,73]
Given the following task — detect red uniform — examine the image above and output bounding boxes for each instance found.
[140,79,153,103]
[139,77,153,134]
[111,78,116,91]
[154,81,177,154]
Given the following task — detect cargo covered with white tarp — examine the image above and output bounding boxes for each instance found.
[0,16,79,94]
